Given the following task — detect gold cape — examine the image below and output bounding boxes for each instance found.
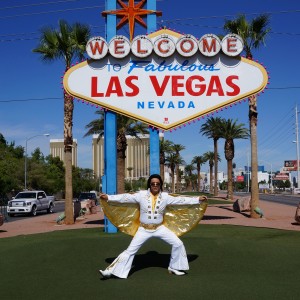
[101,198,208,237]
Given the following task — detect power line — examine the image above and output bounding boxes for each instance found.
[0,5,104,19]
[0,0,81,10]
[0,97,62,103]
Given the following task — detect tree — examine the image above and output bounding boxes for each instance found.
[33,20,90,224]
[200,117,223,196]
[165,153,184,193]
[219,119,249,200]
[172,144,185,192]
[184,164,195,192]
[224,14,270,217]
[203,151,221,194]
[84,110,148,193]
[159,139,174,182]
[192,155,206,192]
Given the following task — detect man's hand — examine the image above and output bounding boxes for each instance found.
[100,194,108,201]
[199,195,207,202]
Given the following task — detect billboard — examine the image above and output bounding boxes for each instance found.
[283,160,298,171]
[235,175,244,182]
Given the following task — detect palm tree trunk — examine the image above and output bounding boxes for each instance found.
[64,93,74,225]
[176,166,180,192]
[197,169,201,192]
[117,156,125,193]
[227,159,233,200]
[209,165,213,194]
[171,168,175,193]
[214,138,218,196]
[160,163,165,182]
[249,95,260,218]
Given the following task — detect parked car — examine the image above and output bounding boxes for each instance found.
[7,191,55,217]
[78,192,98,205]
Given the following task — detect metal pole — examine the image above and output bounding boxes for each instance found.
[247,152,250,193]
[24,139,28,190]
[296,105,300,187]
[270,163,273,193]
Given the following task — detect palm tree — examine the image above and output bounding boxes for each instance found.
[84,110,148,193]
[192,155,206,192]
[172,144,185,192]
[203,151,220,194]
[200,117,223,196]
[224,14,270,217]
[165,153,185,193]
[159,139,174,182]
[184,164,195,192]
[33,20,90,224]
[219,119,249,200]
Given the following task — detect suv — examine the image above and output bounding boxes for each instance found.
[78,192,98,205]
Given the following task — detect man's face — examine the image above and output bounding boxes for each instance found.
[150,178,161,195]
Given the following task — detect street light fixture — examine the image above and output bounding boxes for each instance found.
[24,133,50,190]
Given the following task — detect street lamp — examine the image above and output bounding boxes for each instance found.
[24,133,50,190]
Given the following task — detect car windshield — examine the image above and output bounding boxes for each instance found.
[15,192,37,199]
[79,193,96,200]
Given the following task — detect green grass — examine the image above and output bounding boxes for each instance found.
[1,225,300,300]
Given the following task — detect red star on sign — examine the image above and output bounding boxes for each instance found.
[102,0,162,41]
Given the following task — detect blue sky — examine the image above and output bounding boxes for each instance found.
[1,0,300,175]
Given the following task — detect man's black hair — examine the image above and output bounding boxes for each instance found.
[147,174,163,191]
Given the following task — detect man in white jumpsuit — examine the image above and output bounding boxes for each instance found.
[99,174,207,279]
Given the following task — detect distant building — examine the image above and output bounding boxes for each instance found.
[49,139,78,167]
[92,134,154,179]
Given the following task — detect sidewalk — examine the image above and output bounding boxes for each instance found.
[1,198,300,238]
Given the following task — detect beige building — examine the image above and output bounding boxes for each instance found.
[92,134,163,179]
[50,139,78,167]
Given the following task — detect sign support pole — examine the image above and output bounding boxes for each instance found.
[103,0,117,233]
[147,0,160,176]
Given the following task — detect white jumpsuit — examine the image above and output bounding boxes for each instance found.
[104,190,200,278]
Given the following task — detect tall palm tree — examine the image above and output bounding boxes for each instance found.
[219,119,249,200]
[165,153,185,193]
[200,117,223,196]
[192,155,206,192]
[184,164,195,192]
[172,144,185,192]
[159,139,174,182]
[203,151,220,194]
[84,110,148,193]
[33,20,90,224]
[224,14,270,217]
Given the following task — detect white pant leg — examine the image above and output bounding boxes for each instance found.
[107,227,152,278]
[152,225,189,271]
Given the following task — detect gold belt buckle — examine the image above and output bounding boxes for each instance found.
[140,223,161,230]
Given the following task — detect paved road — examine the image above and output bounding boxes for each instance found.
[259,194,300,207]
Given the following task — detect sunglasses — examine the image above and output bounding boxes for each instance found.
[150,182,161,187]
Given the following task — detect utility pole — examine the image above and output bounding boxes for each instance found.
[296,105,300,187]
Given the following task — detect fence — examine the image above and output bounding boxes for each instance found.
[0,196,9,223]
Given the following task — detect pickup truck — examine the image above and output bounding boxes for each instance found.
[7,191,55,217]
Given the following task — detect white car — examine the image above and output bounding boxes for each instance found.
[7,191,55,217]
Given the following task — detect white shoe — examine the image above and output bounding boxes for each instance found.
[99,269,112,278]
[168,267,186,276]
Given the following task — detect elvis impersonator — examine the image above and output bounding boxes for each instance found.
[99,174,208,279]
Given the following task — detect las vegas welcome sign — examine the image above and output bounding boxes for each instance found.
[63,29,268,130]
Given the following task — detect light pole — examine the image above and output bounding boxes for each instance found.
[24,133,50,190]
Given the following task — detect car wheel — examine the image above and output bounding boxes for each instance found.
[47,203,54,214]
[31,205,37,216]
[8,213,14,217]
